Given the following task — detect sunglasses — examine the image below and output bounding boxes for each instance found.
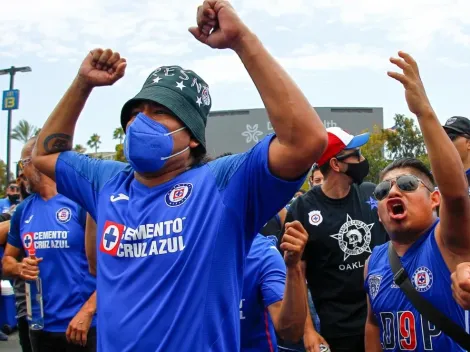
[336,149,361,162]
[18,157,32,170]
[373,174,434,201]
[8,185,19,191]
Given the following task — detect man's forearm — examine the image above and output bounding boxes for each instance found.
[418,110,467,198]
[80,291,97,316]
[1,257,21,278]
[365,321,382,352]
[233,33,325,151]
[277,265,308,342]
[35,77,93,157]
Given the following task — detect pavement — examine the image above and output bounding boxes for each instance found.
[0,331,21,351]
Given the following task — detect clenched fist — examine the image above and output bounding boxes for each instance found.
[77,48,127,88]
[451,262,470,310]
[17,256,43,281]
[280,221,308,268]
[189,0,251,50]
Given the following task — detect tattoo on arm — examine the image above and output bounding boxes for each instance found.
[43,133,72,154]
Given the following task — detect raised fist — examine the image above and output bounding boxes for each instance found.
[189,0,251,50]
[77,48,127,88]
[280,221,308,268]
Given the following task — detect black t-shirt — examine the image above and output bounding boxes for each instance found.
[288,183,388,339]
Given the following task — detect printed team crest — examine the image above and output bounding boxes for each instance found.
[368,275,382,299]
[56,207,72,223]
[411,266,433,292]
[308,210,323,226]
[100,221,125,256]
[22,232,34,251]
[165,183,193,207]
[445,117,457,125]
[330,214,373,260]
[201,86,211,106]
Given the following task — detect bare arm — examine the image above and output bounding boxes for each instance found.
[278,208,287,229]
[0,221,10,246]
[364,260,382,352]
[268,265,307,342]
[190,1,327,180]
[32,49,127,180]
[85,214,97,276]
[2,245,23,277]
[389,52,470,255]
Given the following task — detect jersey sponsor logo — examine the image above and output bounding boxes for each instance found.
[100,218,187,258]
[100,221,125,256]
[24,215,34,224]
[379,311,441,350]
[411,266,433,292]
[110,193,129,202]
[331,214,373,260]
[308,210,323,226]
[23,231,71,250]
[368,274,382,300]
[56,207,72,223]
[239,299,246,320]
[22,232,34,250]
[165,183,193,207]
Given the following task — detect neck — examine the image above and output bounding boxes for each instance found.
[390,217,437,256]
[135,159,193,188]
[321,176,351,199]
[37,176,58,200]
[463,159,470,172]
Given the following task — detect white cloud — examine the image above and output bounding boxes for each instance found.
[437,57,469,68]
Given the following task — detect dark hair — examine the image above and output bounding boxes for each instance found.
[191,145,210,165]
[217,152,233,159]
[319,162,332,178]
[380,158,434,188]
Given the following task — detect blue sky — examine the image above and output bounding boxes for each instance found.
[1,0,469,174]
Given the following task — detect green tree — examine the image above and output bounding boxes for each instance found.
[11,120,40,143]
[87,134,101,153]
[113,127,125,144]
[385,114,426,160]
[115,143,127,162]
[361,125,390,184]
[73,144,87,153]
[0,159,14,197]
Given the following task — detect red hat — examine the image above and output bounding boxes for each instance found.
[317,127,370,167]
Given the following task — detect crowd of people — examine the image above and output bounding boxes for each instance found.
[1,1,470,351]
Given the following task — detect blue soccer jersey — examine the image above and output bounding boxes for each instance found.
[240,234,286,352]
[7,194,96,332]
[54,135,304,352]
[366,220,469,351]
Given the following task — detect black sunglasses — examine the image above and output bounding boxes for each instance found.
[336,149,361,162]
[373,174,434,201]
[8,185,19,191]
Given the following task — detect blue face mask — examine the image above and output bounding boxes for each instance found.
[124,113,189,173]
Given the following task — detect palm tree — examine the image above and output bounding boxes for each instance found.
[113,127,125,144]
[87,134,101,154]
[11,120,40,143]
[73,144,87,153]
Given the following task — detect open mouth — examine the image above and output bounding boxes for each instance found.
[387,198,407,220]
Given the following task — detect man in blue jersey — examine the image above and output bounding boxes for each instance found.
[241,221,308,351]
[364,51,470,351]
[0,182,21,214]
[2,138,97,352]
[30,1,327,351]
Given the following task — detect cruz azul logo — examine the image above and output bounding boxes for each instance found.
[411,266,433,292]
[308,210,323,226]
[22,232,34,250]
[165,183,193,207]
[100,221,125,256]
[56,207,72,223]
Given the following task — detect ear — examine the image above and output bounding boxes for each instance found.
[189,138,200,150]
[330,158,342,173]
[466,139,470,151]
[430,190,441,212]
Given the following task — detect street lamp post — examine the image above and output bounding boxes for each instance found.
[0,66,31,186]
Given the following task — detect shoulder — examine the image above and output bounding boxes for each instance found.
[207,153,249,190]
[13,197,34,218]
[358,182,376,196]
[368,242,389,267]
[0,198,7,206]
